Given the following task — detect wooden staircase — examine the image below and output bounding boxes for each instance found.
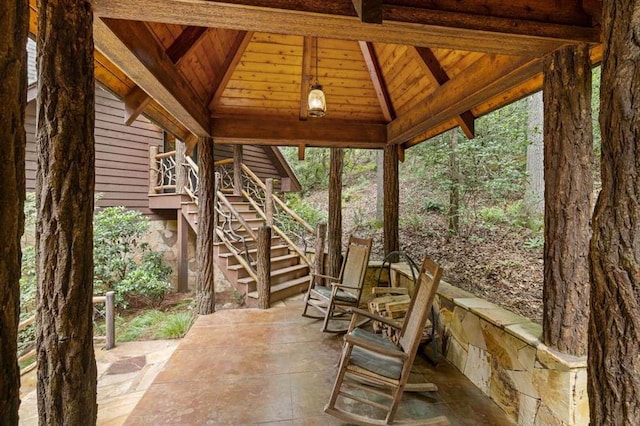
[203,194,311,305]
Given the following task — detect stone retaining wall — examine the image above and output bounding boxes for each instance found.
[365,263,588,425]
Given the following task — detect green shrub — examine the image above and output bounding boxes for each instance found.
[523,237,544,250]
[478,207,507,225]
[156,312,195,339]
[116,310,165,342]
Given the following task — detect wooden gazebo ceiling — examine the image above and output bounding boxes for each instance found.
[31,0,603,151]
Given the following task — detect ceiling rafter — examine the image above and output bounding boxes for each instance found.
[166,26,208,64]
[352,0,382,24]
[208,31,254,110]
[212,117,387,148]
[388,54,541,144]
[359,41,395,122]
[298,36,313,120]
[92,0,598,56]
[415,46,475,138]
[95,18,210,136]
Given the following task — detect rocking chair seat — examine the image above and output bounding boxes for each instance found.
[313,285,358,303]
[350,329,404,380]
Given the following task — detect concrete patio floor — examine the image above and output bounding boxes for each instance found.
[123,296,513,425]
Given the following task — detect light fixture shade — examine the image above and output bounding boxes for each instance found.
[308,83,326,118]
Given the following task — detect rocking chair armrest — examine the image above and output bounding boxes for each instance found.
[344,334,408,359]
[311,273,340,281]
[346,307,402,330]
[371,287,409,296]
[330,282,359,290]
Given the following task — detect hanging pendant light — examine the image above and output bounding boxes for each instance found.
[308,37,326,118]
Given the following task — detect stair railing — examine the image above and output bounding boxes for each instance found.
[182,157,258,280]
[149,146,177,194]
[240,164,315,266]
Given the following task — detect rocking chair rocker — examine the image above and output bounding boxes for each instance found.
[301,235,372,333]
[324,256,449,426]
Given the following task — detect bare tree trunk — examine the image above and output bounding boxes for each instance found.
[542,44,592,357]
[376,150,383,223]
[448,130,460,235]
[384,145,399,259]
[196,137,216,314]
[0,0,28,423]
[35,0,97,423]
[589,0,640,422]
[328,148,343,278]
[525,91,544,214]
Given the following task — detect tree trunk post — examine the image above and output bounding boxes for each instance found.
[175,141,186,194]
[105,291,115,350]
[328,148,344,279]
[196,137,216,314]
[448,131,460,235]
[314,222,327,286]
[376,150,384,223]
[0,0,28,422]
[525,91,544,214]
[35,0,98,423]
[384,145,399,261]
[176,209,189,292]
[149,145,158,194]
[542,44,592,356]
[257,226,272,309]
[233,144,243,196]
[590,0,640,422]
[265,178,274,226]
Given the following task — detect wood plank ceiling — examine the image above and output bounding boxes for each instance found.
[30,0,603,152]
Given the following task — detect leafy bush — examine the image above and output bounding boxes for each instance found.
[283,193,326,228]
[478,207,507,226]
[157,312,195,339]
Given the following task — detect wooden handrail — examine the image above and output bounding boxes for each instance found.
[214,158,233,166]
[186,155,199,172]
[215,229,259,282]
[155,150,176,159]
[240,163,314,234]
[217,190,258,241]
[19,315,35,330]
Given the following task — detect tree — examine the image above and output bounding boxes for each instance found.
[589,0,640,422]
[448,130,460,235]
[542,44,592,356]
[35,0,97,423]
[525,91,544,214]
[328,148,343,278]
[196,137,216,314]
[0,0,28,423]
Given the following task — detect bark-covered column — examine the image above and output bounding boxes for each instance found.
[542,44,592,356]
[35,0,97,423]
[0,0,28,423]
[590,0,640,422]
[196,137,216,314]
[383,145,399,258]
[328,148,343,278]
[233,144,243,196]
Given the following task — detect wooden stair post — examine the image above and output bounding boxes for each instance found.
[314,222,327,286]
[257,226,272,309]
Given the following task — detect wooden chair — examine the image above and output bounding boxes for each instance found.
[324,256,449,426]
[301,235,373,333]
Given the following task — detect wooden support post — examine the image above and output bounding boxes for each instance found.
[265,178,274,226]
[257,226,272,309]
[328,148,344,278]
[384,145,399,260]
[543,44,592,357]
[105,291,115,350]
[314,222,327,286]
[175,141,186,194]
[233,144,243,196]
[149,145,159,194]
[177,209,189,292]
[298,144,306,160]
[196,137,216,314]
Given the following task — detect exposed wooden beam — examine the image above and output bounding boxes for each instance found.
[166,26,208,64]
[211,117,386,148]
[352,0,382,24]
[208,31,253,110]
[415,46,475,138]
[388,54,540,144]
[299,36,313,120]
[124,86,152,125]
[94,18,210,136]
[92,0,597,56]
[359,41,395,122]
[298,144,306,160]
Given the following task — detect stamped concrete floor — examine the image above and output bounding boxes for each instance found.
[19,339,179,425]
[123,296,514,425]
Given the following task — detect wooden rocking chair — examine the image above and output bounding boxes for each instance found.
[324,256,449,426]
[301,235,372,333]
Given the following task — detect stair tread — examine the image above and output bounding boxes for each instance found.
[217,244,289,258]
[246,275,311,299]
[238,264,309,285]
[227,253,299,271]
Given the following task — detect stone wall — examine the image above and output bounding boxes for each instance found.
[364,263,588,426]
